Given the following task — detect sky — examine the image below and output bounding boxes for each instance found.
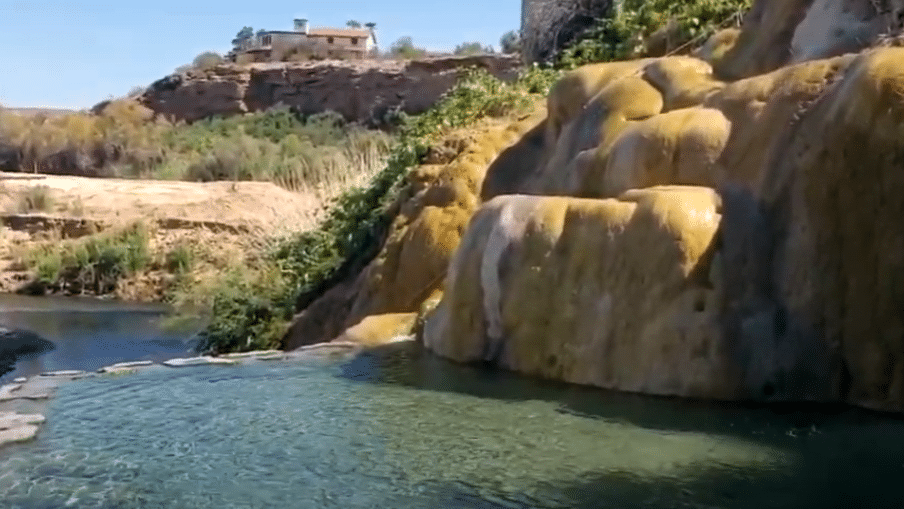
[0,0,520,110]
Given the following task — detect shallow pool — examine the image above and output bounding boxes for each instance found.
[0,294,198,381]
[2,342,904,508]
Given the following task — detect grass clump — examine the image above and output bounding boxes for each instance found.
[26,222,151,294]
[164,243,194,276]
[195,67,549,354]
[15,185,54,213]
[557,0,750,68]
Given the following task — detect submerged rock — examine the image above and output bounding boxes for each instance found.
[39,370,85,377]
[0,412,45,447]
[162,356,238,368]
[0,326,55,376]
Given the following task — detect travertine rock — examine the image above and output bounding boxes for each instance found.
[424,188,737,398]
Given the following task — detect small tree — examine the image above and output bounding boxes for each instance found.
[500,30,521,54]
[389,36,425,59]
[346,20,362,28]
[454,41,492,56]
[192,51,224,70]
[232,26,254,49]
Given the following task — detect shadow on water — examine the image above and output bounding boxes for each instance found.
[337,341,889,437]
[338,342,904,508]
[418,457,904,509]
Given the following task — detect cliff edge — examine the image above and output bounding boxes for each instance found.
[139,55,523,125]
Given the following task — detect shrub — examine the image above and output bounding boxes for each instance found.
[500,30,521,55]
[16,185,54,213]
[389,36,426,59]
[26,222,151,294]
[557,0,750,68]
[192,51,224,70]
[165,243,194,276]
[454,41,493,56]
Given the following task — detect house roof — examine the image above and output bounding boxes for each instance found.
[307,28,372,38]
[260,30,307,35]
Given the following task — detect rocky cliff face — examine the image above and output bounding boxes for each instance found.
[285,0,904,412]
[139,56,523,125]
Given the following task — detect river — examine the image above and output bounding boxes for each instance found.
[1,295,903,508]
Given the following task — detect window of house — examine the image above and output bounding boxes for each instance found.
[262,35,272,46]
[327,37,334,44]
[351,38,358,45]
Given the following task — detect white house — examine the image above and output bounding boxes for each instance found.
[239,19,377,61]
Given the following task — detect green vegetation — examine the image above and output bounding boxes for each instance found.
[0,105,394,195]
[454,42,494,56]
[192,51,224,70]
[389,36,426,59]
[557,0,750,68]
[26,222,151,294]
[165,243,194,277]
[194,67,551,354]
[15,185,54,213]
[500,30,521,55]
[232,26,255,49]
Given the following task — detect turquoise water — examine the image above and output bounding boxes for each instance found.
[2,342,904,508]
[0,294,198,381]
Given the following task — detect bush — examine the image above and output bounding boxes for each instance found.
[192,51,224,70]
[389,36,426,59]
[454,42,493,56]
[16,185,54,213]
[500,30,521,55]
[27,222,151,294]
[165,243,194,275]
[557,0,750,68]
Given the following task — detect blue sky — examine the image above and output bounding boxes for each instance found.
[0,1,519,110]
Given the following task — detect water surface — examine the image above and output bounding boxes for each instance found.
[2,342,904,508]
[0,294,198,381]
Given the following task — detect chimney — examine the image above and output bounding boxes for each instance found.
[294,18,309,34]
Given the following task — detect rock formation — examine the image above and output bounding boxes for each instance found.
[139,55,523,125]
[285,0,904,413]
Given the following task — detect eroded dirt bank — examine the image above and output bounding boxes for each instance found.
[0,172,326,300]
